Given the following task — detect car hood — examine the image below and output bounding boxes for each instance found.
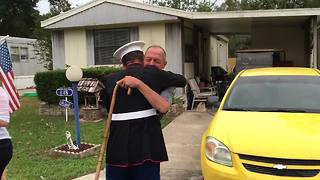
[208,111,320,159]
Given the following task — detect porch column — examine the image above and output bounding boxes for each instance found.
[317,16,320,69]
[311,16,318,68]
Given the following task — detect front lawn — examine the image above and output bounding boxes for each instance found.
[7,97,173,179]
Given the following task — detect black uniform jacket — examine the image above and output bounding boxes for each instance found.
[104,64,186,166]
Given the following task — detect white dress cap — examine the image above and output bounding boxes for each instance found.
[113,41,145,62]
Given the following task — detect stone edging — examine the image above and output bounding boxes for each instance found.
[48,143,101,159]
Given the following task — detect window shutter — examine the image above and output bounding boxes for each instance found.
[94,29,130,65]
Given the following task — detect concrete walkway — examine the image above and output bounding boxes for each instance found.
[74,111,213,180]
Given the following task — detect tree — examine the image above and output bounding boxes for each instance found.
[305,0,320,8]
[49,0,72,16]
[228,35,251,57]
[197,0,217,12]
[147,0,216,12]
[156,0,198,11]
[240,0,306,10]
[216,0,320,11]
[0,0,39,38]
[32,14,54,70]
[32,0,72,70]
[215,0,241,11]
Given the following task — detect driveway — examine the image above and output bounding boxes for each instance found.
[161,111,213,180]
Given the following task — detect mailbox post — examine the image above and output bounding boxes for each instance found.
[65,66,83,148]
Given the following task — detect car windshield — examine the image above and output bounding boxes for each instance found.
[223,76,320,113]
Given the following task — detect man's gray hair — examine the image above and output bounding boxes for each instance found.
[146,45,167,59]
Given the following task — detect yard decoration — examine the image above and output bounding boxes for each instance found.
[65,66,83,147]
[78,78,105,122]
[49,66,100,158]
[56,87,77,150]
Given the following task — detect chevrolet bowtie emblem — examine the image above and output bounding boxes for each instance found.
[273,164,287,170]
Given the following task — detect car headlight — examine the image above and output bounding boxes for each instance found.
[205,136,232,166]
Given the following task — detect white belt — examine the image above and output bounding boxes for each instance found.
[112,108,157,121]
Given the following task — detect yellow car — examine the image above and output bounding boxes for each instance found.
[201,67,320,180]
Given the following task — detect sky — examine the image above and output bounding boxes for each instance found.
[36,0,92,14]
[36,0,224,14]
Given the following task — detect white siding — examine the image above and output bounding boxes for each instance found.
[165,23,183,74]
[86,30,95,66]
[165,23,183,96]
[52,31,65,69]
[139,23,166,51]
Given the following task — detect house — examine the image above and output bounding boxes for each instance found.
[41,0,229,80]
[0,36,46,89]
[41,0,320,82]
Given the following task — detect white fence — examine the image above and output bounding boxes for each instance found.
[14,75,35,90]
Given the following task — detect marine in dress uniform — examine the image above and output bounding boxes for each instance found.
[104,41,186,180]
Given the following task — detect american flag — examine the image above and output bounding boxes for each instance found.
[0,41,20,112]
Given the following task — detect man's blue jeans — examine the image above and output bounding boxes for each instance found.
[106,161,160,180]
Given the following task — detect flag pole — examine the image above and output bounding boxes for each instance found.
[0,35,9,44]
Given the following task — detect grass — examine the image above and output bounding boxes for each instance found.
[7,97,174,180]
[161,116,174,129]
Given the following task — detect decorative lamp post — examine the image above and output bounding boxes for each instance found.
[66,66,83,148]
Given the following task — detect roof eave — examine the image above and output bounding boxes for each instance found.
[41,0,192,28]
[41,0,105,28]
[44,19,181,30]
[192,8,320,19]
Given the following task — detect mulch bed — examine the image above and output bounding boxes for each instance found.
[56,143,95,153]
[49,143,101,159]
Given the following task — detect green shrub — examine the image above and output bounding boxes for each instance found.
[34,66,120,104]
[82,66,120,82]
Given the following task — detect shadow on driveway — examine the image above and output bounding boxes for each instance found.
[161,111,213,180]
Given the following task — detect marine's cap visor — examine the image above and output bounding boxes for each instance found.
[113,41,145,62]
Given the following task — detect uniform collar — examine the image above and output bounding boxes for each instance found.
[127,63,143,69]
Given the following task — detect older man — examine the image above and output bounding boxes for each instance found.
[118,45,176,111]
[144,45,167,69]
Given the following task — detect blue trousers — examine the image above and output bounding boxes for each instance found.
[106,162,160,180]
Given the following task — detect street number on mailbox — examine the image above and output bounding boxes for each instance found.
[56,87,73,97]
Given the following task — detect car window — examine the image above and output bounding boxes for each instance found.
[223,76,320,113]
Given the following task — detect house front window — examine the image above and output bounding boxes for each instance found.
[10,47,20,62]
[94,28,130,65]
[10,46,29,62]
[20,47,28,61]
